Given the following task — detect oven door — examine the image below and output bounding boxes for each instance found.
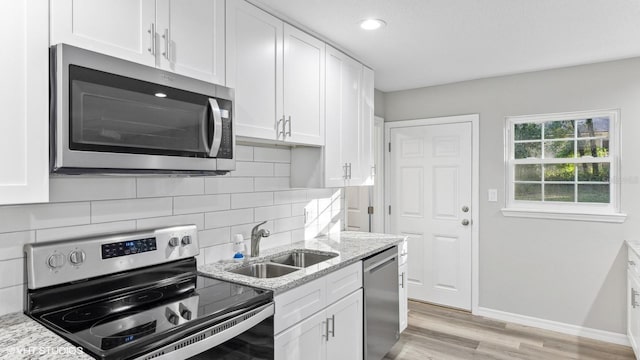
[51,44,235,174]
[138,303,274,360]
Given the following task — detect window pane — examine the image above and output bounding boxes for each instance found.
[577,163,610,182]
[515,164,541,181]
[544,140,574,158]
[515,183,541,201]
[578,184,610,203]
[544,120,574,139]
[544,164,575,181]
[544,184,575,202]
[577,139,609,158]
[577,117,609,138]
[514,123,542,140]
[515,142,541,159]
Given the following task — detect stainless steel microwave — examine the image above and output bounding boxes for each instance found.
[50,44,235,175]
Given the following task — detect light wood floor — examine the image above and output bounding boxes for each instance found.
[384,301,635,360]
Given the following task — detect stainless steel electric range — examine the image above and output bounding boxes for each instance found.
[24,225,274,359]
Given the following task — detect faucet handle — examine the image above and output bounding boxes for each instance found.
[252,221,268,234]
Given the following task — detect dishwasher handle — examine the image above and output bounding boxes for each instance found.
[364,254,397,273]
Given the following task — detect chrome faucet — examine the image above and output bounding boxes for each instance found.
[250,221,270,257]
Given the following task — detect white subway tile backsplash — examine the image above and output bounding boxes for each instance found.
[235,145,254,161]
[254,204,291,221]
[253,147,291,163]
[173,194,231,215]
[275,216,305,233]
[291,228,305,242]
[230,162,274,177]
[0,259,24,288]
[203,243,234,264]
[274,163,290,177]
[274,190,307,204]
[254,177,290,191]
[92,198,172,223]
[261,231,292,251]
[205,177,254,194]
[0,231,35,261]
[291,202,306,217]
[137,177,204,198]
[231,192,273,209]
[199,227,231,248]
[37,221,137,243]
[50,177,136,202]
[307,188,339,201]
[136,214,204,232]
[205,209,254,229]
[0,285,23,314]
[0,202,90,233]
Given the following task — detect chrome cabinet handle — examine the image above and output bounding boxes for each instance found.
[324,319,330,341]
[343,163,348,179]
[633,288,639,308]
[147,23,156,55]
[401,272,405,289]
[328,315,335,338]
[277,116,285,138]
[461,219,470,226]
[162,28,171,60]
[347,163,352,179]
[285,116,292,136]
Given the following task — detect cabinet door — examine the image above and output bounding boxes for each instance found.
[157,0,225,84]
[274,276,326,334]
[326,289,363,360]
[351,65,375,186]
[275,310,326,360]
[629,271,640,356]
[325,46,361,187]
[0,0,48,205]
[283,24,325,146]
[50,0,155,66]
[399,261,408,333]
[227,0,283,140]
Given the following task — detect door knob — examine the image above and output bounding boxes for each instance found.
[461,219,470,226]
[462,206,469,213]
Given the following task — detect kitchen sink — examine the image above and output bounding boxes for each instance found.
[229,263,300,278]
[270,250,338,268]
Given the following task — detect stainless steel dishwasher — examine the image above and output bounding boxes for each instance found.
[363,246,400,360]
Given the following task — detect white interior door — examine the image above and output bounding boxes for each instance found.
[346,186,370,231]
[388,121,473,310]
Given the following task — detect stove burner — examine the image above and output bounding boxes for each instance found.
[62,306,111,323]
[122,290,163,305]
[90,313,156,338]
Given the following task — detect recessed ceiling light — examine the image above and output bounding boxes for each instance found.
[154,92,167,98]
[359,19,386,30]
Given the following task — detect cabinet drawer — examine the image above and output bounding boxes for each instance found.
[325,262,362,305]
[629,249,640,276]
[275,276,326,334]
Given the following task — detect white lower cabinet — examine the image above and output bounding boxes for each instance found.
[274,262,363,360]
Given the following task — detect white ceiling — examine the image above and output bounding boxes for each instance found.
[249,0,640,92]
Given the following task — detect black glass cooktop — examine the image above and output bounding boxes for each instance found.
[26,259,272,359]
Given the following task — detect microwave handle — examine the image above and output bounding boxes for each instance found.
[208,98,223,157]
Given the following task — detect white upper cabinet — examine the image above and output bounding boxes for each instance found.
[0,0,49,205]
[157,0,226,84]
[51,0,156,66]
[226,0,283,140]
[51,0,225,84]
[227,0,325,146]
[283,24,325,146]
[325,45,373,187]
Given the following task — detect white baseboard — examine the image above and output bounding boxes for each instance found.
[475,306,630,347]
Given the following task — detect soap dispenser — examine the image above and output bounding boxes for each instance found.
[232,234,245,261]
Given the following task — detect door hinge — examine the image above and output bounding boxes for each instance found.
[368,206,374,215]
[388,142,391,152]
[388,205,391,215]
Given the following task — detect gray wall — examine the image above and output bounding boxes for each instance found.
[0,145,343,316]
[384,57,640,334]
[374,89,386,118]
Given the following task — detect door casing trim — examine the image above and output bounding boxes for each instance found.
[384,114,480,313]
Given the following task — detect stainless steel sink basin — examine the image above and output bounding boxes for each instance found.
[229,263,299,278]
[270,250,338,268]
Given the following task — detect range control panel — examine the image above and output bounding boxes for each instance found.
[25,225,199,290]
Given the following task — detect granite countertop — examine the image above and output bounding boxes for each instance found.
[0,312,91,360]
[626,240,640,257]
[198,231,406,294]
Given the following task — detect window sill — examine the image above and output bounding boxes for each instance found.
[501,208,627,223]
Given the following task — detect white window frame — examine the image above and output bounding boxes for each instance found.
[501,109,626,223]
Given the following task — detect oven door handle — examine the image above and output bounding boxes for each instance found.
[208,98,223,158]
[137,302,275,360]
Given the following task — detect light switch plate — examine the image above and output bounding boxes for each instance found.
[488,189,498,202]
